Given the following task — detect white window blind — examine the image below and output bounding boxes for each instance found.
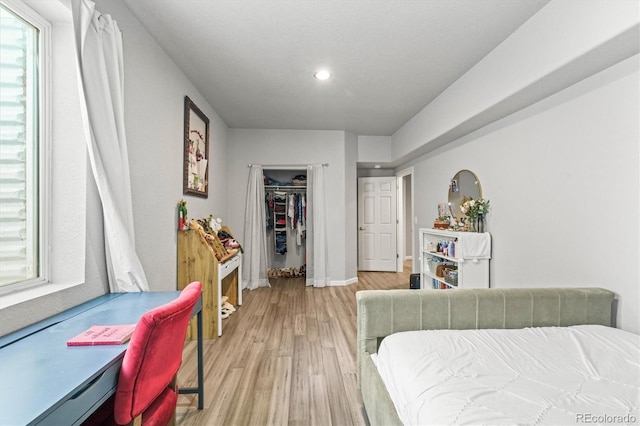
[0,3,40,287]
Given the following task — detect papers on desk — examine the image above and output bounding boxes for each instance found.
[66,324,136,346]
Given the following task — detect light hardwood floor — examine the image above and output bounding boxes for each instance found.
[176,262,412,425]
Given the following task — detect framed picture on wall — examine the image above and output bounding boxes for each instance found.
[183,95,210,198]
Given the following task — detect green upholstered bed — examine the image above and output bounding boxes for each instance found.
[356,287,616,426]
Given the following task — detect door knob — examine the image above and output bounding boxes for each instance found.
[359,226,365,230]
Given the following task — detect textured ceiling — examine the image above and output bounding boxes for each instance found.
[122,0,549,136]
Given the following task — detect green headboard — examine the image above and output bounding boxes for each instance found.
[356,287,615,382]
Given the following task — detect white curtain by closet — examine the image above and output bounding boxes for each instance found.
[306,164,330,287]
[243,165,270,290]
[71,0,149,292]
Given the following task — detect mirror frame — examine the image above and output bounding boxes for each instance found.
[448,169,482,222]
[183,96,210,198]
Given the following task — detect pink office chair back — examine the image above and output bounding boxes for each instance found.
[113,281,202,425]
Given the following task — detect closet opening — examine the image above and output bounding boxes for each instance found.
[264,170,307,280]
[244,163,329,290]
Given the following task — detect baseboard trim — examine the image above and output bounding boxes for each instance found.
[330,277,358,286]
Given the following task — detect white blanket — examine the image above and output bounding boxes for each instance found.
[375,325,640,425]
[457,232,491,260]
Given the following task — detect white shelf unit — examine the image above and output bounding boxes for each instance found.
[419,228,490,290]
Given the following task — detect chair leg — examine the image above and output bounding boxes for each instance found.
[168,375,177,426]
[127,416,142,426]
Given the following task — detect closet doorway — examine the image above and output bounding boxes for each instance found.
[244,163,330,290]
[264,170,307,279]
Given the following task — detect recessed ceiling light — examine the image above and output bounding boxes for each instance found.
[374,165,381,169]
[314,70,331,80]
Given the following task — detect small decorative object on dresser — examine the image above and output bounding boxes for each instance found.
[178,199,188,230]
[433,217,450,229]
[433,204,451,229]
[460,197,490,232]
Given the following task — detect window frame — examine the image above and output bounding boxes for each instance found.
[0,0,87,327]
[0,0,50,294]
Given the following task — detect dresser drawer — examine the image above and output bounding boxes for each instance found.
[219,254,240,280]
[42,361,121,426]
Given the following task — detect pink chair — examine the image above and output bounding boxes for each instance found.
[83,281,202,426]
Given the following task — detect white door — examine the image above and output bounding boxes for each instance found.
[358,177,397,271]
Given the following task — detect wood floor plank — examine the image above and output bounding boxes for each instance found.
[288,335,310,423]
[248,350,278,425]
[223,342,266,425]
[247,390,271,426]
[329,317,356,375]
[265,304,285,351]
[176,263,410,425]
[342,371,367,426]
[309,375,332,426]
[305,315,319,342]
[266,356,292,426]
[304,287,317,318]
[277,320,293,357]
[321,347,354,425]
[318,320,335,349]
[294,312,306,335]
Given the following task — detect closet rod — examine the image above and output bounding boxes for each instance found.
[265,186,307,191]
[247,163,328,170]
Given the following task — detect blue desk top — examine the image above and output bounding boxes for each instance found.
[0,291,183,425]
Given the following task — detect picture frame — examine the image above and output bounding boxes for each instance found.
[183,96,210,198]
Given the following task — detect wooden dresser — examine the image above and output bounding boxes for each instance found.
[177,228,242,339]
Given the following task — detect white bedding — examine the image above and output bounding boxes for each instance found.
[374,325,640,425]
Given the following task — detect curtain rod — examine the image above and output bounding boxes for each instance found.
[248,163,329,169]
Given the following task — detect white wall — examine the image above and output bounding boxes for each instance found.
[226,129,357,284]
[406,57,639,333]
[404,175,412,258]
[344,132,359,280]
[393,0,639,164]
[357,135,392,163]
[1,0,227,334]
[95,0,228,293]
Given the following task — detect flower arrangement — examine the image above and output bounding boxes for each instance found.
[460,198,490,218]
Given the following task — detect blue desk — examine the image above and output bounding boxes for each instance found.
[0,291,203,425]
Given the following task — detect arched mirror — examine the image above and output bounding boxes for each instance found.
[448,170,482,222]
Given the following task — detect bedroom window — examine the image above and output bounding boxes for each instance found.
[0,1,49,289]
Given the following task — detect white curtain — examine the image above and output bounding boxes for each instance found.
[306,164,330,287]
[243,165,270,290]
[71,0,149,292]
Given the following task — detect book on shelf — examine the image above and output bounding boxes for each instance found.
[66,324,136,346]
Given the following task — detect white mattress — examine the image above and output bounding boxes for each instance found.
[374,325,640,425]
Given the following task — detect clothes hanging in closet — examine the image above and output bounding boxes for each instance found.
[265,188,306,255]
[288,193,306,246]
[273,192,287,254]
[265,192,273,230]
